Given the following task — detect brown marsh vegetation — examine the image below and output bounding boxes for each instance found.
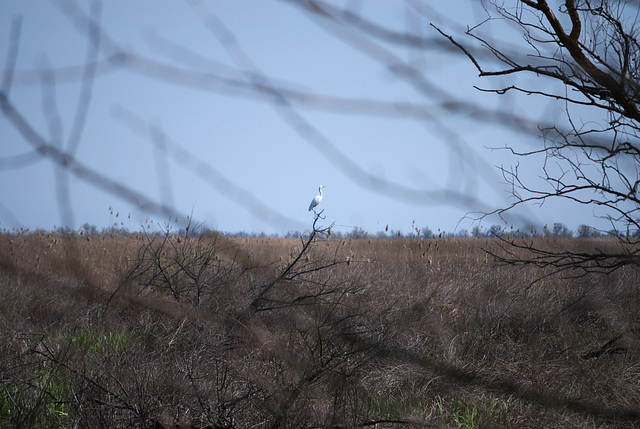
[1,225,639,428]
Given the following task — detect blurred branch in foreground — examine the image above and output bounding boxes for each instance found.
[1,0,558,230]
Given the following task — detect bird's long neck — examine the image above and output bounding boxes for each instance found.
[318,187,323,197]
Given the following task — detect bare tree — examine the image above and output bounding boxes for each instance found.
[436,0,640,273]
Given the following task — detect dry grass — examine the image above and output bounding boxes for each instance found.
[1,229,639,428]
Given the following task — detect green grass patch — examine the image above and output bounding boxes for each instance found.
[0,365,73,428]
[436,394,511,429]
[68,330,138,355]
[362,392,431,422]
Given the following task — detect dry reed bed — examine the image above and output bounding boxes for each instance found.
[0,231,639,428]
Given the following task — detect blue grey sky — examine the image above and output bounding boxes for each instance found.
[0,0,610,235]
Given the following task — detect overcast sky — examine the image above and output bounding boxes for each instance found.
[0,0,614,235]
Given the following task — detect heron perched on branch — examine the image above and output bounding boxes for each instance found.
[308,185,326,211]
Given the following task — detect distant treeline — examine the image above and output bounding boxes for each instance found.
[4,221,636,240]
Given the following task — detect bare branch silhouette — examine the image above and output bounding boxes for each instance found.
[436,0,640,273]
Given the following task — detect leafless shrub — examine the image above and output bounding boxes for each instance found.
[233,213,387,427]
[124,219,244,308]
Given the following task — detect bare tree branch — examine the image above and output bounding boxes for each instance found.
[0,92,187,226]
[438,0,640,272]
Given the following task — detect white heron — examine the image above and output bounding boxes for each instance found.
[308,185,326,211]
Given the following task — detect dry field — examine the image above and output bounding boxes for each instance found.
[1,228,639,428]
